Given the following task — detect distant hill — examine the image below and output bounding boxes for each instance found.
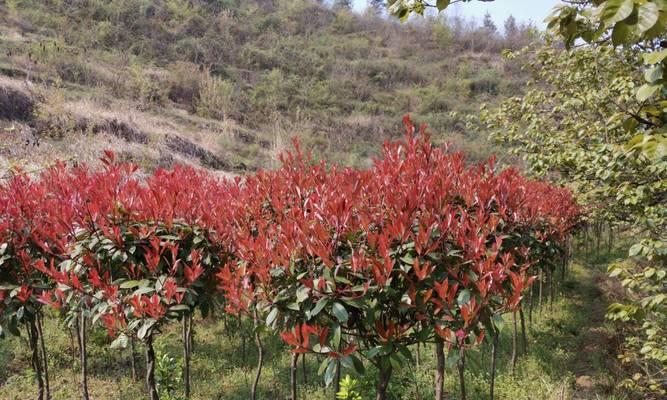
[0,0,535,173]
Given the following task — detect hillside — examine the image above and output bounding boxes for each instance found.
[0,0,534,173]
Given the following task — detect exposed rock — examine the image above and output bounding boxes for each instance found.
[165,135,232,171]
[0,85,34,121]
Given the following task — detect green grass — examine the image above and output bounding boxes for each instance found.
[0,257,627,400]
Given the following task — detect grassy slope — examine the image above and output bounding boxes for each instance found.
[0,0,529,173]
[0,250,627,400]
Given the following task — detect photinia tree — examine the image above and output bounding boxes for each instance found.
[218,117,581,400]
[35,155,236,400]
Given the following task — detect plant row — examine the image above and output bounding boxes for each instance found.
[0,117,580,400]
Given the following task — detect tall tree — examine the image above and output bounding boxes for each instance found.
[334,0,352,10]
[503,15,517,38]
[369,0,385,13]
[482,12,496,33]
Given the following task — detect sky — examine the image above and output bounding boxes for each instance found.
[352,0,563,29]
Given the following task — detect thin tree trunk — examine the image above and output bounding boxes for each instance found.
[549,269,555,312]
[79,310,90,400]
[36,313,51,400]
[435,338,446,400]
[302,353,307,385]
[595,222,601,257]
[145,334,159,400]
[607,224,613,255]
[334,339,342,397]
[375,363,393,400]
[27,319,45,400]
[251,308,264,400]
[416,342,421,369]
[130,335,138,381]
[519,305,528,354]
[290,353,298,400]
[538,270,543,317]
[490,332,499,400]
[457,348,466,400]
[239,314,246,366]
[183,312,192,398]
[528,283,534,326]
[584,227,589,263]
[69,327,77,362]
[511,311,517,376]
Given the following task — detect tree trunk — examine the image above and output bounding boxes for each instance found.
[251,308,264,400]
[595,222,601,258]
[528,283,534,326]
[334,359,341,398]
[239,314,246,367]
[290,353,298,400]
[78,310,90,400]
[145,334,159,400]
[183,312,192,398]
[302,353,307,385]
[435,338,446,400]
[457,348,466,400]
[36,313,51,400]
[375,363,392,400]
[416,342,421,369]
[519,305,527,354]
[27,319,45,400]
[548,269,555,312]
[490,332,499,400]
[538,270,543,317]
[130,335,138,382]
[333,338,342,398]
[511,311,518,375]
[69,327,77,362]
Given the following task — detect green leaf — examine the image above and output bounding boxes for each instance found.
[611,21,631,46]
[296,286,309,304]
[332,302,349,323]
[601,0,635,27]
[636,2,660,34]
[120,280,140,289]
[110,334,128,349]
[324,359,337,386]
[636,84,660,101]
[169,304,190,312]
[137,319,156,340]
[366,346,383,360]
[436,0,450,11]
[351,354,365,374]
[332,323,341,349]
[629,243,643,257]
[266,307,279,326]
[492,314,505,333]
[132,287,155,296]
[457,289,471,306]
[643,49,667,64]
[310,298,328,319]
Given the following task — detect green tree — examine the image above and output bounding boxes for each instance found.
[482,12,496,33]
[389,0,667,395]
[334,0,353,10]
[475,42,666,397]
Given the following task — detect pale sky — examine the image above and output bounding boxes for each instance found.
[353,0,564,29]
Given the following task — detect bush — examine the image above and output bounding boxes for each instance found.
[167,62,202,110]
[196,73,234,121]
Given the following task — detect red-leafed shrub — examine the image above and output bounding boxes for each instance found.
[217,117,581,397]
[0,116,580,400]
